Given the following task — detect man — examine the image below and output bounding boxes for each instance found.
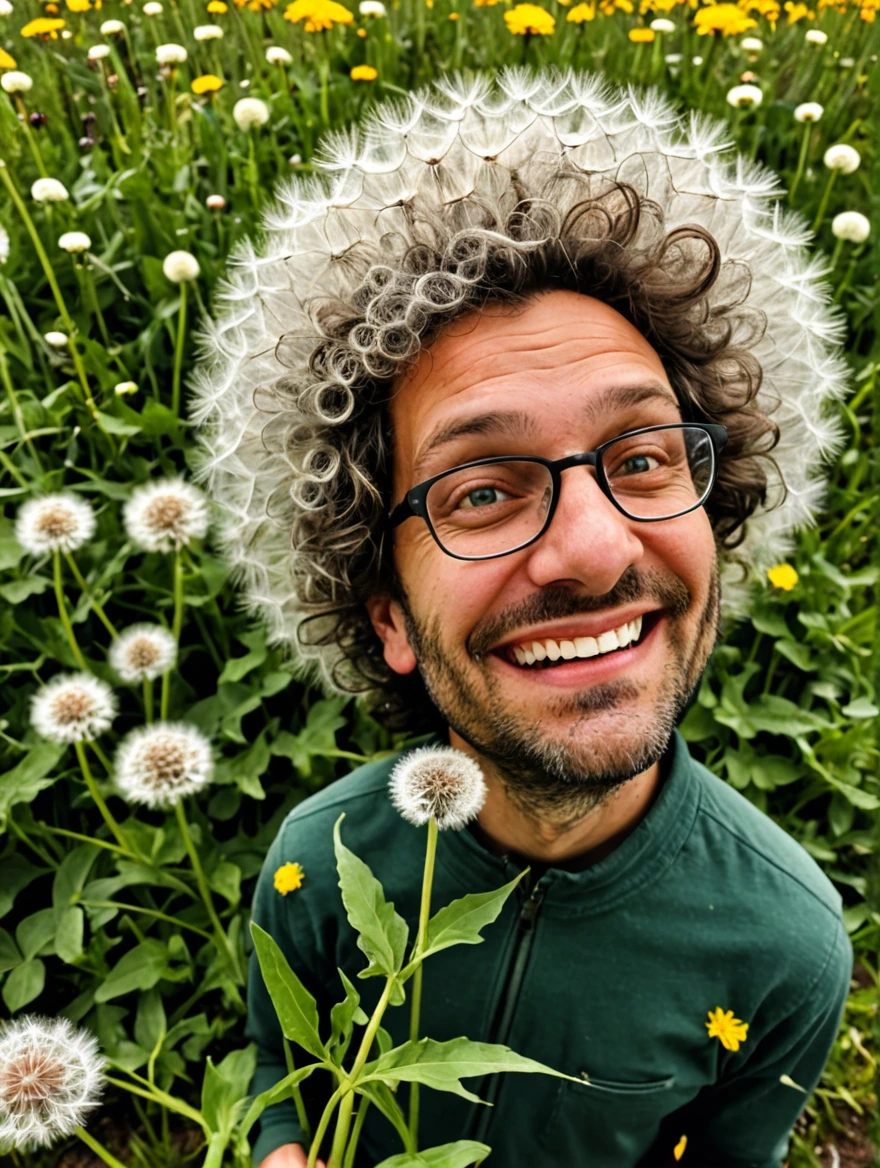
[191,69,854,1168]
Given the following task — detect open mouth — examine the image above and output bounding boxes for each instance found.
[492,610,665,671]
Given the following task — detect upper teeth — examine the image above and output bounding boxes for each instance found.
[510,615,644,666]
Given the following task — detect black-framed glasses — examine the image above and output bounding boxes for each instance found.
[388,422,729,561]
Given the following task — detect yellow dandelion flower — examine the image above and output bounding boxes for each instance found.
[783,0,813,17]
[45,3,60,13]
[65,0,92,11]
[504,2,555,33]
[475,0,504,6]
[350,62,377,78]
[234,0,274,10]
[706,1007,749,1051]
[861,6,875,16]
[274,861,305,894]
[674,1135,687,1161]
[207,0,228,10]
[629,24,654,37]
[0,47,17,66]
[767,563,798,590]
[693,2,756,32]
[20,16,66,35]
[191,73,224,92]
[567,2,596,19]
[284,0,353,28]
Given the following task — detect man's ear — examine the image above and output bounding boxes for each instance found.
[365,593,418,676]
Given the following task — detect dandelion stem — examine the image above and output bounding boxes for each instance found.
[174,798,242,978]
[161,549,184,719]
[171,280,187,419]
[54,549,87,669]
[788,122,812,204]
[318,54,331,128]
[0,342,45,473]
[74,1126,129,1168]
[82,899,214,939]
[74,740,133,855]
[39,823,140,861]
[810,167,838,235]
[144,677,154,723]
[64,552,119,638]
[407,815,438,1149]
[89,738,115,775]
[13,94,49,177]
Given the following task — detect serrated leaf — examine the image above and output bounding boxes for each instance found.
[333,814,408,979]
[361,1037,577,1104]
[374,1141,492,1168]
[416,872,527,967]
[250,923,326,1059]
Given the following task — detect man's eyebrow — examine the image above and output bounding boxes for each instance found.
[411,382,681,482]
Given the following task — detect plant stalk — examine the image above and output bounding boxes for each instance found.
[407,815,438,1149]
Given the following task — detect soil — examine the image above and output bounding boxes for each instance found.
[814,1101,878,1168]
[52,1116,202,1167]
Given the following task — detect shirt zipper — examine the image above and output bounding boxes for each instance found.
[467,869,547,1146]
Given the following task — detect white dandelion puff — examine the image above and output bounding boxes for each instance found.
[30,674,117,745]
[793,102,823,123]
[162,250,200,282]
[31,178,69,203]
[113,722,214,809]
[726,84,763,109]
[0,225,9,265]
[831,211,870,243]
[155,42,187,64]
[804,29,827,44]
[15,493,95,555]
[233,97,270,131]
[114,380,138,395]
[193,23,223,38]
[100,18,124,33]
[143,2,163,13]
[739,36,763,51]
[43,331,69,347]
[824,144,860,173]
[389,744,487,830]
[0,1015,105,1152]
[359,0,386,13]
[123,478,209,552]
[206,194,226,210]
[0,71,32,93]
[109,624,177,682]
[265,45,292,64]
[87,44,111,59]
[58,231,91,253]
[650,17,674,31]
[0,0,13,15]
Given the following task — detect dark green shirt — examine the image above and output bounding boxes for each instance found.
[245,728,853,1168]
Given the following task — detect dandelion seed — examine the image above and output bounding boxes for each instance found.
[793,101,823,122]
[99,17,123,31]
[274,861,305,894]
[206,193,226,209]
[16,492,95,555]
[0,225,9,265]
[779,1073,807,1091]
[31,177,69,202]
[824,143,860,173]
[31,673,117,744]
[705,1007,749,1051]
[389,743,487,830]
[831,211,870,243]
[142,2,162,12]
[193,22,223,36]
[58,231,91,253]
[767,563,798,590]
[0,1016,105,1151]
[805,27,826,42]
[123,477,209,552]
[233,96,269,129]
[109,624,177,682]
[650,16,674,30]
[725,83,763,109]
[155,41,187,63]
[265,44,292,62]
[114,721,214,808]
[44,330,69,346]
[114,380,138,395]
[162,250,200,281]
[0,68,30,90]
[350,63,377,79]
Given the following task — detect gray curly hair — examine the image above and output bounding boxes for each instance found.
[189,67,851,735]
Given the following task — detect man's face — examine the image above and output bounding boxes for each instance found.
[366,289,721,826]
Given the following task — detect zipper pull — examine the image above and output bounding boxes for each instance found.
[520,883,545,930]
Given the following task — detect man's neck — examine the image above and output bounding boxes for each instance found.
[454,740,670,871]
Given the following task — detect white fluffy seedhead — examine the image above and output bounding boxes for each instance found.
[123,477,209,552]
[113,721,214,809]
[188,66,852,710]
[15,492,96,556]
[0,1015,105,1152]
[30,673,117,744]
[109,623,177,682]
[389,744,487,830]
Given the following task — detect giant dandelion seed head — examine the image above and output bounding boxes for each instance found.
[123,477,209,552]
[389,744,487,830]
[109,624,177,682]
[0,1015,105,1152]
[113,722,214,808]
[30,673,117,744]
[15,492,96,555]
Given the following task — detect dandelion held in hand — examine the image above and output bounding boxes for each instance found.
[123,477,209,552]
[0,1016,104,1151]
[389,744,487,830]
[31,673,117,744]
[114,721,213,808]
[16,492,95,555]
[109,623,177,682]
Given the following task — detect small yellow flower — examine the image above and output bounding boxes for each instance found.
[474,0,503,6]
[783,0,813,18]
[567,3,596,20]
[693,2,756,33]
[65,0,93,11]
[629,24,654,37]
[674,1134,687,1161]
[706,1007,749,1052]
[284,0,353,28]
[504,1,555,33]
[207,0,228,10]
[20,16,66,35]
[274,861,305,894]
[45,3,60,13]
[767,563,798,591]
[350,62,377,78]
[191,72,224,92]
[0,47,17,67]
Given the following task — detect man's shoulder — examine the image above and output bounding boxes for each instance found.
[689,752,844,925]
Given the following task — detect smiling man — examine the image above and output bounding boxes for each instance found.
[192,69,854,1168]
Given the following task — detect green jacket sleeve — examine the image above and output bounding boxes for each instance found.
[671,920,854,1168]
[245,820,316,1167]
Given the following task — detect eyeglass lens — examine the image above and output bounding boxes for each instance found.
[425,425,715,558]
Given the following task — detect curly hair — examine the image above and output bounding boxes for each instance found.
[190,69,850,738]
[258,175,783,735]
